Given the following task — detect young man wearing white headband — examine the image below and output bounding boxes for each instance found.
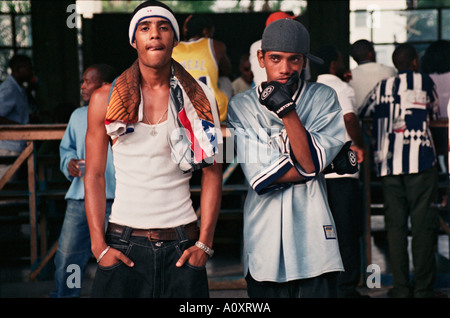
[227,18,346,298]
[85,0,222,298]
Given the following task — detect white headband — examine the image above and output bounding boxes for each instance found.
[129,6,180,45]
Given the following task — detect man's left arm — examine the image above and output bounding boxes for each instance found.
[259,73,346,181]
[176,162,222,267]
[198,163,222,250]
[428,80,440,120]
[284,97,346,180]
[282,112,315,174]
[260,80,345,182]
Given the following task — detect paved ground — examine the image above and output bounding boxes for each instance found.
[1,251,449,299]
[1,218,449,299]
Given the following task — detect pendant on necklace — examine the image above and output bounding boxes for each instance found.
[144,108,168,137]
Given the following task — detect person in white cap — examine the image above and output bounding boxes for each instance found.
[227,18,346,298]
[85,0,222,298]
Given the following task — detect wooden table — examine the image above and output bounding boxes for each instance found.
[0,124,67,265]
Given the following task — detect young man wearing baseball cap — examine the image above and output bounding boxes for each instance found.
[227,18,345,298]
[249,11,295,87]
[85,0,222,298]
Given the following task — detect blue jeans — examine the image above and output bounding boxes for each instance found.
[51,199,112,298]
[90,224,209,298]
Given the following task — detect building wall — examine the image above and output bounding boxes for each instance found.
[29,1,350,123]
[31,0,80,123]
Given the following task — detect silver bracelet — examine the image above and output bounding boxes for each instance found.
[96,246,111,264]
[195,241,214,258]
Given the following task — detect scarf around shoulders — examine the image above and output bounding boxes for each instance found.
[105,59,221,172]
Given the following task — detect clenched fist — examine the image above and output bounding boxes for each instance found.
[259,72,299,118]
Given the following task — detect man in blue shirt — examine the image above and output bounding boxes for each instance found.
[227,19,345,298]
[51,64,116,298]
[359,43,439,298]
[0,55,34,179]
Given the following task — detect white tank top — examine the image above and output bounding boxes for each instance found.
[109,120,197,229]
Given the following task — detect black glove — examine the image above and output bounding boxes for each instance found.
[259,72,299,118]
[323,141,359,175]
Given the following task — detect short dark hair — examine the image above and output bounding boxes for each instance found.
[9,55,32,71]
[312,45,340,75]
[392,43,417,71]
[90,64,117,83]
[350,39,374,64]
[185,15,214,39]
[421,40,450,74]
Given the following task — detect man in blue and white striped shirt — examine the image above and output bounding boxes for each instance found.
[360,43,439,298]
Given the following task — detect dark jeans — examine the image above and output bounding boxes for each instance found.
[326,177,363,297]
[91,224,209,298]
[381,166,439,298]
[245,272,338,298]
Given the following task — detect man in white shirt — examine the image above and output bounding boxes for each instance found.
[85,0,222,298]
[313,45,366,298]
[349,39,396,110]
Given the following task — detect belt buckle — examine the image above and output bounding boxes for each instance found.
[147,230,160,242]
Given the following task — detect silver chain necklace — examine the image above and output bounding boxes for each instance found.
[143,108,168,136]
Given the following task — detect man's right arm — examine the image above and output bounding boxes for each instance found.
[84,84,133,267]
[85,85,110,260]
